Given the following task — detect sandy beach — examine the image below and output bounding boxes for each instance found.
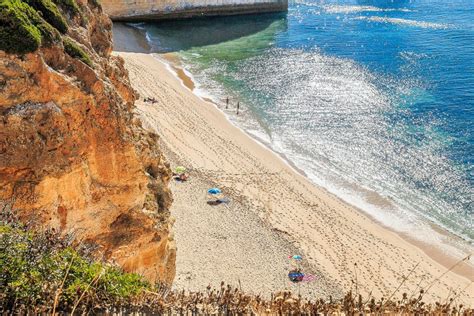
[115,51,473,303]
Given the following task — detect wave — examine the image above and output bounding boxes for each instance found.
[323,5,413,14]
[126,22,146,30]
[354,16,451,29]
[294,1,413,14]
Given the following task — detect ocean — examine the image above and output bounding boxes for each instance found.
[132,0,473,252]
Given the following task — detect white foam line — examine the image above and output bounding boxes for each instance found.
[126,22,146,30]
[324,5,413,14]
[141,32,151,48]
[294,1,414,13]
[354,16,451,29]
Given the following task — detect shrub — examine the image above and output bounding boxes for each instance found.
[63,37,93,67]
[0,219,151,312]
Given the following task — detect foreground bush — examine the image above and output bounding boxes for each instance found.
[0,213,154,314]
[0,209,472,314]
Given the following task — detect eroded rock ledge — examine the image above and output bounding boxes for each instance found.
[0,0,175,284]
[101,0,288,21]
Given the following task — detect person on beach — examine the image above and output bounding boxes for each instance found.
[226,97,229,109]
[237,101,240,115]
[144,97,158,105]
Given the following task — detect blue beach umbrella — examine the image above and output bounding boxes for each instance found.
[207,188,222,195]
[289,255,303,260]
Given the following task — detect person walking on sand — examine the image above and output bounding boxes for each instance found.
[236,101,240,115]
[226,97,229,109]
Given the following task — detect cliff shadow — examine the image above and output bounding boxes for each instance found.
[112,13,287,53]
[113,23,151,53]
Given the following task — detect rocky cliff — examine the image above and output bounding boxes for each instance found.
[101,0,288,21]
[0,0,175,285]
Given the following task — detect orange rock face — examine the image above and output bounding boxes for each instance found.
[0,1,175,284]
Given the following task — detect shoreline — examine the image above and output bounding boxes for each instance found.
[117,51,473,303]
[159,52,474,281]
[112,22,473,252]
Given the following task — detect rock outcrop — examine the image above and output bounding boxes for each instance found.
[0,0,175,285]
[101,0,288,21]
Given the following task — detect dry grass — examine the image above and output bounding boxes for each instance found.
[136,282,471,315]
[1,203,472,315]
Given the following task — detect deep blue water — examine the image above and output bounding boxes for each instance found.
[138,0,473,245]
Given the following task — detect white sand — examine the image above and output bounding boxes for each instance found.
[118,52,473,304]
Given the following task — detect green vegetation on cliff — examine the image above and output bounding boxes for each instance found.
[0,0,92,66]
[63,36,92,66]
[0,0,60,53]
[0,215,152,313]
[24,0,69,33]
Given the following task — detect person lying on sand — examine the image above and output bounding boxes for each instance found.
[206,197,230,206]
[207,200,221,206]
[174,173,189,182]
[143,97,158,104]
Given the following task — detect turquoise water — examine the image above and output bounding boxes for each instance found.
[138,0,473,245]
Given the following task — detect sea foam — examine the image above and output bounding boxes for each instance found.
[353,16,451,29]
[293,1,413,14]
